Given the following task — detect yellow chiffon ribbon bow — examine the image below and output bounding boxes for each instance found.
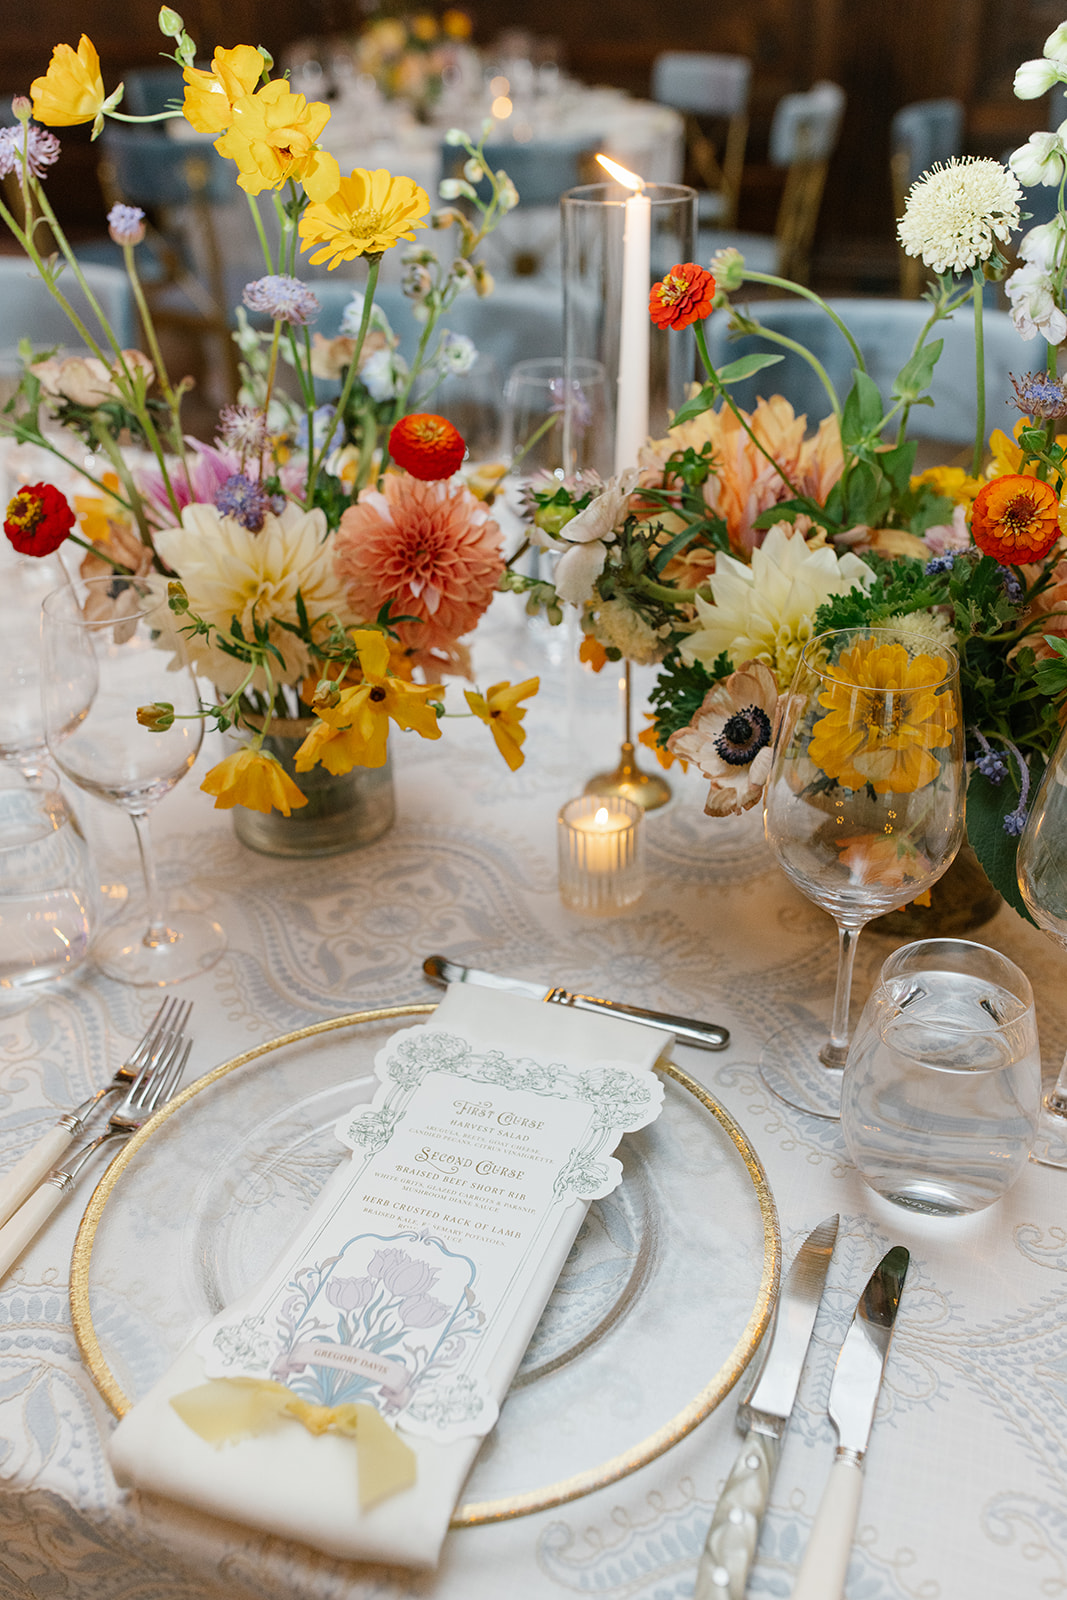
[170,1378,417,1510]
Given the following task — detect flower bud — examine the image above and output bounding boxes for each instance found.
[157,6,185,36]
[10,96,31,123]
[137,702,175,731]
[709,246,745,291]
[533,501,578,537]
[1015,57,1063,98]
[167,580,189,613]
[444,127,467,146]
[257,45,274,72]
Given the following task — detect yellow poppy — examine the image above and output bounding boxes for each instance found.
[31,35,106,127]
[298,169,430,267]
[216,81,340,199]
[295,630,443,773]
[181,44,264,134]
[201,747,308,815]
[464,678,539,771]
[808,638,956,795]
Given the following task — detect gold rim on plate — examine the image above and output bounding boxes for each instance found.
[70,1004,780,1526]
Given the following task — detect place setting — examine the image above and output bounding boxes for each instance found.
[4,8,1067,1598]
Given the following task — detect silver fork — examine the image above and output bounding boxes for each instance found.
[0,1033,192,1282]
[0,998,192,1230]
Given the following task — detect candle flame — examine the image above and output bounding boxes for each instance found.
[596,153,644,191]
[594,806,610,826]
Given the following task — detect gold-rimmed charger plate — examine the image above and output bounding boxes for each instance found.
[71,1005,779,1525]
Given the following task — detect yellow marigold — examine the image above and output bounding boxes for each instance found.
[808,638,957,796]
[299,169,430,267]
[201,747,308,815]
[31,35,107,127]
[295,630,443,773]
[182,44,264,134]
[464,679,539,771]
[217,81,340,200]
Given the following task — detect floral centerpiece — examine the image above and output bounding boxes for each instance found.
[507,35,1067,920]
[1,9,537,825]
[352,6,474,121]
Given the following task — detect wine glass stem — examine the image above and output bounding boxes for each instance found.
[820,920,863,1070]
[1047,1045,1067,1117]
[129,809,174,950]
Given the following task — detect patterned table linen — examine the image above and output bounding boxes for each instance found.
[1,595,1066,1600]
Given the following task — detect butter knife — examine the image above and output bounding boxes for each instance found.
[422,954,729,1050]
[693,1214,839,1600]
[791,1244,910,1600]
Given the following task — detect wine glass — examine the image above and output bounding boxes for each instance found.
[1016,723,1067,1165]
[502,357,607,480]
[40,576,226,986]
[760,627,966,1118]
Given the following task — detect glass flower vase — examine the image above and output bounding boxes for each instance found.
[228,718,395,858]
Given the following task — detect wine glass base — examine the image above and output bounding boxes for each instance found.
[759,1017,843,1120]
[1029,1099,1067,1168]
[92,911,226,987]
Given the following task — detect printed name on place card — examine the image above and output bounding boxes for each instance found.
[198,1024,664,1444]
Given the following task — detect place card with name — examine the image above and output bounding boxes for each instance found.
[198,1020,664,1445]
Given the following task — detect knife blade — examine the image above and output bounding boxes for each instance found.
[791,1244,910,1600]
[693,1214,839,1600]
[423,954,730,1050]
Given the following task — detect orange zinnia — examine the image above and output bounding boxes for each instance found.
[389,414,465,480]
[971,474,1062,564]
[649,263,716,330]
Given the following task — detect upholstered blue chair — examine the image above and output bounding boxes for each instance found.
[698,81,846,285]
[651,51,751,227]
[0,257,137,364]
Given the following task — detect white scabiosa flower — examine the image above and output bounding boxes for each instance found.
[897,158,1022,274]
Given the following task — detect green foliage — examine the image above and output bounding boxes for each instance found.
[647,651,729,745]
[966,764,1040,924]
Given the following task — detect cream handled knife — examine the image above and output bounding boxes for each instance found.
[693,1214,839,1600]
[422,954,729,1050]
[791,1244,910,1600]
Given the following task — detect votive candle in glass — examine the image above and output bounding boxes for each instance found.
[558,795,644,914]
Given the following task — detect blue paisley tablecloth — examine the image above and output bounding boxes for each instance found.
[1,595,1066,1600]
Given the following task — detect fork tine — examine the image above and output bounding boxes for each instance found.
[144,1038,191,1112]
[127,1025,187,1111]
[123,998,186,1073]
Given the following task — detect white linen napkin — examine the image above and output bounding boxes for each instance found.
[107,985,670,1568]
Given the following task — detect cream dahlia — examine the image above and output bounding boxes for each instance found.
[154,501,352,693]
[333,473,504,657]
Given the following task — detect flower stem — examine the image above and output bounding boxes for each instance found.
[694,322,801,498]
[306,254,382,501]
[736,271,867,372]
[972,271,986,479]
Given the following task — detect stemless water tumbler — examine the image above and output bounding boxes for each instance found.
[841,939,1041,1215]
[0,768,95,1005]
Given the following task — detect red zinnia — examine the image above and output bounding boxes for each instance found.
[4,482,75,557]
[389,413,466,481]
[971,474,1062,564]
[649,263,716,331]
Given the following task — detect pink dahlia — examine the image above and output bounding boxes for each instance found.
[334,473,504,654]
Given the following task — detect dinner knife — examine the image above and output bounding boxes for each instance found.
[791,1244,910,1600]
[693,1214,839,1600]
[422,954,729,1050]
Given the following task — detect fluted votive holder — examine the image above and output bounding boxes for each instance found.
[558,795,644,914]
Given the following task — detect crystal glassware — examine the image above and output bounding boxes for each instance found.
[1016,723,1067,1165]
[40,576,226,986]
[760,626,966,1118]
[841,938,1040,1214]
[0,551,72,778]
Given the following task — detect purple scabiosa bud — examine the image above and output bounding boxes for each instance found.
[924,552,956,575]
[214,472,273,532]
[1010,370,1067,420]
[107,203,146,246]
[242,274,320,327]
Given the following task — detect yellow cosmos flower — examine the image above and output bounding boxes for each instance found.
[216,80,340,199]
[808,639,957,795]
[182,44,264,134]
[464,678,539,771]
[31,35,106,127]
[299,169,430,267]
[201,747,308,815]
[295,630,443,773]
[909,465,983,508]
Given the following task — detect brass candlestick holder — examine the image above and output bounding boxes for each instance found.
[584,661,671,811]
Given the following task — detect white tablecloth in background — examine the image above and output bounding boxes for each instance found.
[1,591,1066,1599]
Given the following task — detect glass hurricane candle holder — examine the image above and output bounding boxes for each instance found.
[558,795,644,914]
